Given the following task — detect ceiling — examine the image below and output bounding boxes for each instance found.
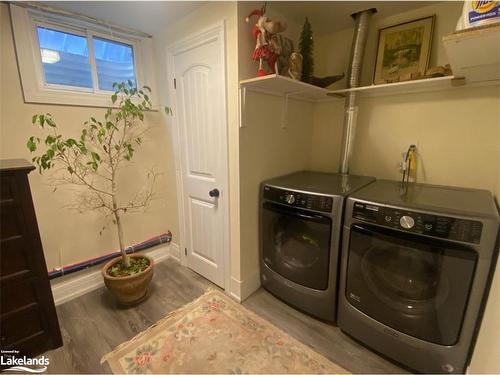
[42,1,206,35]
[270,1,438,34]
[41,1,437,36]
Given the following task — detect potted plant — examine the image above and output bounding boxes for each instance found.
[27,81,169,305]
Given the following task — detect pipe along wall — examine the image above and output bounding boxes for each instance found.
[339,8,376,175]
[48,231,172,279]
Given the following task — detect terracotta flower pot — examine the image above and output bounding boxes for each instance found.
[102,253,154,305]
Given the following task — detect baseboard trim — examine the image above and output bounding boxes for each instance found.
[230,277,243,302]
[230,269,261,303]
[168,242,181,262]
[51,243,178,306]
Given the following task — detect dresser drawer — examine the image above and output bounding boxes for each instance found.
[0,237,31,278]
[0,304,45,347]
[0,175,14,201]
[1,279,37,314]
[0,203,25,240]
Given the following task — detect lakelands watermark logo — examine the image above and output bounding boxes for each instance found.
[1,350,49,373]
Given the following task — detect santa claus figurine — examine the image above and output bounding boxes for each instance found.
[246,6,287,77]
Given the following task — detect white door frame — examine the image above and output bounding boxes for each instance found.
[166,21,231,293]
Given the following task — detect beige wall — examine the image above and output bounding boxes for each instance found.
[237,2,314,283]
[153,1,242,280]
[239,91,314,282]
[310,1,500,372]
[310,87,500,191]
[0,3,179,269]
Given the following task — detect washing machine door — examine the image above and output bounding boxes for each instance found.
[262,202,332,290]
[345,224,477,346]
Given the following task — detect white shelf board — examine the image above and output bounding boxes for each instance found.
[443,25,500,83]
[239,74,330,101]
[327,76,475,98]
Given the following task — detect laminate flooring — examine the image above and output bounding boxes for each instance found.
[44,259,406,373]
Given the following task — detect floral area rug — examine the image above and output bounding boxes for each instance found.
[101,288,348,374]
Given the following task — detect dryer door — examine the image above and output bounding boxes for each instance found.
[262,202,332,290]
[345,224,477,346]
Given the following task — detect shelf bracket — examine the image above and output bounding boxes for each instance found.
[281,93,290,129]
[239,87,247,128]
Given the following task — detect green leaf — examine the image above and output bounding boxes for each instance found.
[32,115,38,124]
[66,138,77,146]
[143,85,151,92]
[45,135,55,145]
[45,116,56,127]
[105,108,112,118]
[27,137,37,152]
[91,151,101,162]
[67,166,74,174]
[111,94,117,104]
[47,149,55,158]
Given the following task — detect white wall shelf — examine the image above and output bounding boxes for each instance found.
[327,76,470,98]
[239,74,331,128]
[239,71,500,128]
[240,74,330,101]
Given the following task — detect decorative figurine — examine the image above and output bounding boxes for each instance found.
[288,52,303,80]
[246,4,288,77]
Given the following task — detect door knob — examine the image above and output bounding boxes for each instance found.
[209,188,220,198]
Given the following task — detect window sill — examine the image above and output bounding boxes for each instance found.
[23,86,159,110]
[23,86,114,108]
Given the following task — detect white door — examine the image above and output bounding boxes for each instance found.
[170,24,228,288]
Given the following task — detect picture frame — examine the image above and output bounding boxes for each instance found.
[373,15,435,84]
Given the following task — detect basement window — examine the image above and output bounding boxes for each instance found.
[10,4,154,108]
[37,26,94,89]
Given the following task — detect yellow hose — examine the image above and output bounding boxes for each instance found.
[408,145,417,181]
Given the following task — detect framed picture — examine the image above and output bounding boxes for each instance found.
[373,15,435,84]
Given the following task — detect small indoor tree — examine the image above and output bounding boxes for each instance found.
[27,81,167,276]
[299,17,314,83]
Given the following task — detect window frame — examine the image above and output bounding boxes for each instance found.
[10,4,153,108]
[34,22,95,94]
[90,33,141,93]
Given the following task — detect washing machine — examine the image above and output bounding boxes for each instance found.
[338,180,499,373]
[260,171,375,322]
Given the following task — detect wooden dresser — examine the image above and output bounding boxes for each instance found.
[0,159,62,358]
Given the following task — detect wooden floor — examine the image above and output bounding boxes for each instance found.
[45,259,406,373]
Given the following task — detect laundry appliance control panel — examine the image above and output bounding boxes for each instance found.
[352,201,483,244]
[263,185,333,213]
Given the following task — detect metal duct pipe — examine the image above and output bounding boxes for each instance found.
[339,8,377,175]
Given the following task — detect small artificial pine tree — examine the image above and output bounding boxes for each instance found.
[299,17,314,83]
